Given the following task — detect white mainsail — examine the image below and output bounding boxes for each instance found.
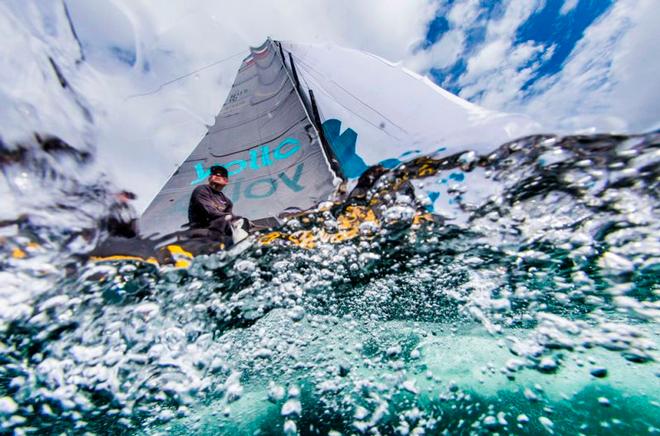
[282,41,541,176]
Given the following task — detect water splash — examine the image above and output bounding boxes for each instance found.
[0,131,658,434]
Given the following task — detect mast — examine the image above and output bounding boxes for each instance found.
[273,39,344,180]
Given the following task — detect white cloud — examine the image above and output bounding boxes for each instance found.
[419,0,658,135]
[456,0,546,107]
[447,0,482,27]
[606,0,660,131]
[517,0,660,133]
[406,28,465,72]
[484,0,539,40]
[465,39,509,78]
[560,0,579,15]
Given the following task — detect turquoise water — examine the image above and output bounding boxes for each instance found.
[0,132,658,434]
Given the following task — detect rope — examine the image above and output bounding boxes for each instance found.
[125,49,248,100]
[287,50,409,138]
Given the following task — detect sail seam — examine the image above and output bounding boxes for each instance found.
[207,117,309,157]
[208,88,298,133]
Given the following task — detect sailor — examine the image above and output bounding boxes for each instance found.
[106,190,138,238]
[188,165,249,244]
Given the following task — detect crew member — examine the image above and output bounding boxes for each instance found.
[188,165,248,244]
[106,190,138,238]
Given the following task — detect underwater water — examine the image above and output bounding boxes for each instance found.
[0,131,658,435]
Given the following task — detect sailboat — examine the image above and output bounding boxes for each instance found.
[97,38,540,263]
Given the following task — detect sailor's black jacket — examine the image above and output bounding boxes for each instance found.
[188,184,233,229]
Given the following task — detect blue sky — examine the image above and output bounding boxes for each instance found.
[424,0,615,96]
[403,0,658,133]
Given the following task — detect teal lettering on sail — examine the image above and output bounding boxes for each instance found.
[322,119,367,179]
[245,179,277,199]
[190,137,301,185]
[273,138,300,159]
[278,161,304,192]
[227,163,306,202]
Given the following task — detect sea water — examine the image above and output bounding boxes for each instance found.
[0,131,658,435]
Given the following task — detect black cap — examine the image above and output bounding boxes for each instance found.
[210,165,228,177]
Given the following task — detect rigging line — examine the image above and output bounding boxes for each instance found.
[125,49,248,100]
[289,56,404,142]
[293,60,335,141]
[292,53,407,136]
[288,51,409,136]
[297,64,402,142]
[276,42,342,180]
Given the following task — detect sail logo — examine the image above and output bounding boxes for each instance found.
[322,119,367,179]
[226,162,304,202]
[191,137,301,185]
